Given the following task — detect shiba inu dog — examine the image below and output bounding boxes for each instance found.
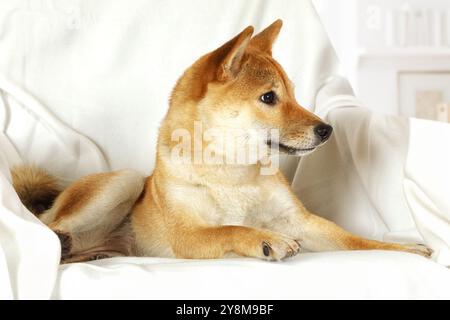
[12,20,432,263]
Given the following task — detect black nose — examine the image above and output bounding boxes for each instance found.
[314,124,333,142]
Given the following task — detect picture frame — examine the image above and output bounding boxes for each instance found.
[398,71,450,122]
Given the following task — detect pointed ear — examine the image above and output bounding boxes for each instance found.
[250,19,283,55]
[215,26,254,81]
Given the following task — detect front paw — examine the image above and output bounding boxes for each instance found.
[402,243,433,258]
[260,234,301,261]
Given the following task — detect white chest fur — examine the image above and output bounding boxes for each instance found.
[205,183,263,225]
[167,174,294,228]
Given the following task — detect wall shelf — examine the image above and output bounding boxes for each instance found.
[358,47,450,60]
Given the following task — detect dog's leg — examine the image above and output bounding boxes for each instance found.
[267,184,433,258]
[166,219,300,261]
[43,170,145,262]
[293,212,432,257]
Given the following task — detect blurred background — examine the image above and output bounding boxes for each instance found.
[313,0,450,123]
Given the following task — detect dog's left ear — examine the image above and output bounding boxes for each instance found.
[250,19,283,55]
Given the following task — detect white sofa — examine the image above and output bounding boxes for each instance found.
[0,0,449,299]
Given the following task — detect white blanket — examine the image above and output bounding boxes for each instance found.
[0,0,449,299]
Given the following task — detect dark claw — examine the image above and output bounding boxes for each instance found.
[262,242,271,257]
[89,254,110,261]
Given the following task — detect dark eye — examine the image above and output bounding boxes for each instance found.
[260,91,276,105]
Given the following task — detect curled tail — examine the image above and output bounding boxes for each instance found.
[11,165,61,215]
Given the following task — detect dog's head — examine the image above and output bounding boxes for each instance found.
[170,20,332,157]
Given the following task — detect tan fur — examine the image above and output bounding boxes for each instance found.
[11,20,432,263]
[51,172,117,221]
[11,165,61,215]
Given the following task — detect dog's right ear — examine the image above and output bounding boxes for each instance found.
[213,26,254,81]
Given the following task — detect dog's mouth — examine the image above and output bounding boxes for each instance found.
[266,140,316,156]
